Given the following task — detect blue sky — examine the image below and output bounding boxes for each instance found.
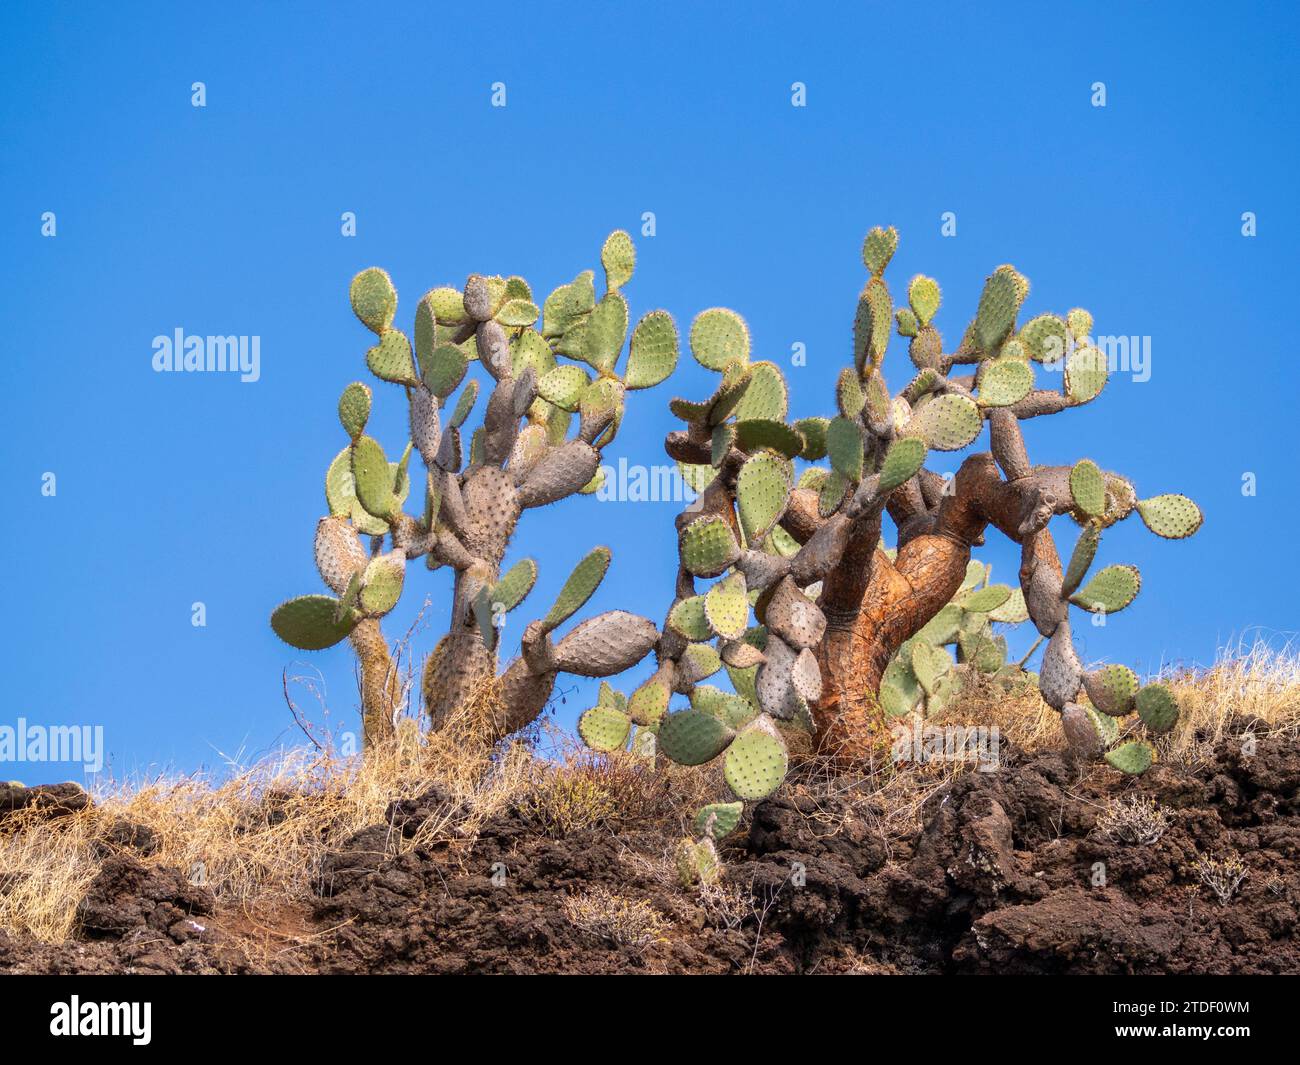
[2,1,1296,784]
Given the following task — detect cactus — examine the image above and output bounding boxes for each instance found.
[271,232,674,745]
[275,225,1201,839]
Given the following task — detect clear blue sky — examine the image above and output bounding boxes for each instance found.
[2,1,1296,784]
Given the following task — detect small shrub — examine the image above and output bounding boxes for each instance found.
[1098,795,1171,845]
[1192,850,1248,905]
[562,887,667,952]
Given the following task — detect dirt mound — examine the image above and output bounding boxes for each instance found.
[2,726,1298,974]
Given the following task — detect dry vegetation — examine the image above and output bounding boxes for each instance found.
[2,639,1298,949]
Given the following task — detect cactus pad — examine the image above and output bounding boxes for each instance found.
[731,361,788,422]
[669,595,714,640]
[1065,344,1108,403]
[578,704,632,752]
[978,358,1034,407]
[794,416,830,460]
[734,419,804,459]
[542,546,611,630]
[1070,564,1141,613]
[878,436,928,494]
[271,594,359,650]
[338,382,372,440]
[624,310,679,390]
[679,516,741,577]
[581,291,629,373]
[1135,683,1179,733]
[350,268,397,335]
[600,229,636,290]
[421,344,469,399]
[1069,460,1107,518]
[1104,740,1155,775]
[538,365,590,412]
[360,552,405,615]
[723,722,789,800]
[704,575,750,641]
[628,679,669,726]
[907,393,982,451]
[737,452,792,542]
[908,274,941,326]
[366,329,418,386]
[861,225,898,276]
[351,436,396,522]
[693,802,744,840]
[974,269,1019,353]
[658,709,735,765]
[826,417,865,481]
[1019,314,1068,362]
[1136,494,1203,539]
[1083,664,1140,716]
[690,308,750,371]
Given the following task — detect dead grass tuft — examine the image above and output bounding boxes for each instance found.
[561,886,668,952]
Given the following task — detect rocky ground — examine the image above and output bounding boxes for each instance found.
[2,722,1297,975]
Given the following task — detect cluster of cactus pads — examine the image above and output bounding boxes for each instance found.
[273,225,1201,880]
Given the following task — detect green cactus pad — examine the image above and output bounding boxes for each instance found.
[421,344,469,399]
[1104,740,1155,775]
[737,452,792,542]
[731,361,788,422]
[669,595,714,640]
[271,594,359,650]
[581,291,629,373]
[987,587,1029,624]
[426,285,466,324]
[493,558,538,612]
[861,225,898,276]
[675,837,721,887]
[907,393,982,451]
[689,308,750,371]
[338,382,372,440]
[495,298,539,328]
[733,419,804,459]
[1135,683,1179,733]
[962,583,1013,613]
[826,417,864,482]
[366,329,418,386]
[624,310,679,390]
[359,553,404,615]
[537,365,590,412]
[449,379,479,428]
[895,308,919,337]
[578,705,632,752]
[1062,523,1102,597]
[1084,664,1140,716]
[682,642,723,682]
[1086,705,1120,747]
[974,269,1020,353]
[694,802,744,840]
[978,358,1034,407]
[541,272,596,338]
[911,641,951,695]
[1065,344,1108,403]
[916,604,963,645]
[705,574,750,641]
[818,469,850,516]
[658,709,735,766]
[908,275,941,326]
[1066,307,1093,340]
[794,417,830,460]
[512,328,557,380]
[542,546,611,630]
[1070,460,1107,518]
[598,229,636,291]
[837,367,865,418]
[350,267,397,335]
[962,629,1008,674]
[1018,314,1068,363]
[880,678,920,717]
[350,436,396,522]
[596,682,625,711]
[679,516,741,577]
[1070,564,1141,614]
[1136,494,1204,539]
[878,436,928,494]
[628,680,669,726]
[853,279,892,371]
[723,724,789,800]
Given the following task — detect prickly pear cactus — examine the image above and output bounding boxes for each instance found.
[272,232,678,746]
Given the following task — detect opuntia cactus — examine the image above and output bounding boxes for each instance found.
[272,233,675,744]
[273,224,1202,831]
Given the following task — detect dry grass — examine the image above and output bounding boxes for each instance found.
[2,640,1298,947]
[1098,795,1172,845]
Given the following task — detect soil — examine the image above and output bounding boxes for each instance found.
[2,722,1297,975]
